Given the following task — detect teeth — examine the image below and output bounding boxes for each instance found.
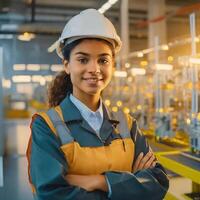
[84,78,102,80]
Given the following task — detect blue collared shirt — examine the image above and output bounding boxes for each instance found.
[69,94,103,135]
[69,94,112,198]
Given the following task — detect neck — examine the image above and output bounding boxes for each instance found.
[72,92,101,111]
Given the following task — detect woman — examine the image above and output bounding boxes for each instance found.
[27,9,169,200]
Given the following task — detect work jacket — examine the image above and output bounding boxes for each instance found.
[27,94,169,200]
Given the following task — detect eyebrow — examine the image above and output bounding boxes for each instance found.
[75,52,112,57]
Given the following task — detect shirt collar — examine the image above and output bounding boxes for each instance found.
[59,94,119,124]
[69,94,103,119]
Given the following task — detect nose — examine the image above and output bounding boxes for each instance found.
[88,60,100,74]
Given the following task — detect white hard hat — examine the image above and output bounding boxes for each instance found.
[56,8,122,59]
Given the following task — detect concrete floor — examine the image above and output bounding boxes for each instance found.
[0,119,33,200]
[0,156,33,200]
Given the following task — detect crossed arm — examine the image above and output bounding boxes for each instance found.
[65,150,156,192]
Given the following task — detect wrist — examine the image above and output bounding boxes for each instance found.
[95,175,108,192]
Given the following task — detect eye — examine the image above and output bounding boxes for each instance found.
[98,58,110,65]
[78,57,88,64]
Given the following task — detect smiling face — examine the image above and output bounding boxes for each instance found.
[64,39,114,101]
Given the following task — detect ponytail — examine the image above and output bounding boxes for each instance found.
[48,71,72,107]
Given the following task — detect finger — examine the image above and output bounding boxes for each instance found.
[137,151,153,170]
[143,153,155,169]
[151,161,157,168]
[133,152,144,172]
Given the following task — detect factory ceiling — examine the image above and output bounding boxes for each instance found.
[0,0,200,36]
[0,0,200,54]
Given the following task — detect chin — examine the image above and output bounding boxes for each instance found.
[85,89,102,96]
[87,91,100,96]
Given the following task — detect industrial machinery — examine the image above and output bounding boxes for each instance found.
[4,93,30,119]
[186,13,200,154]
[153,37,189,147]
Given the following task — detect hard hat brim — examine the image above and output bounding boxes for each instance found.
[56,35,122,59]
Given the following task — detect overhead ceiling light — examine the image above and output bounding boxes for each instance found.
[40,64,50,71]
[44,75,53,82]
[48,41,58,53]
[189,57,200,64]
[108,0,118,4]
[161,44,169,51]
[137,52,144,58]
[155,64,173,71]
[12,75,31,83]
[40,78,46,86]
[51,64,63,72]
[18,32,35,41]
[195,37,200,43]
[114,70,127,77]
[32,75,43,82]
[102,2,111,10]
[98,0,119,14]
[1,24,18,30]
[0,34,13,39]
[13,64,26,71]
[32,75,46,85]
[131,68,146,76]
[98,8,105,14]
[27,64,40,71]
[2,79,11,89]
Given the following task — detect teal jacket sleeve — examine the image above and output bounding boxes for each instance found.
[29,115,108,200]
[104,120,169,200]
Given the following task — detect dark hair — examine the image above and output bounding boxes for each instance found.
[48,38,115,108]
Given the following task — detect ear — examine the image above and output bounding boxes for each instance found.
[63,60,70,75]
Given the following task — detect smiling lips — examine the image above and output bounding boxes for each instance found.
[82,77,103,82]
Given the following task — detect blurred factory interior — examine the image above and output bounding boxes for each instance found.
[0,0,200,199]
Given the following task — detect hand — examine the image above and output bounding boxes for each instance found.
[66,174,108,192]
[133,151,156,173]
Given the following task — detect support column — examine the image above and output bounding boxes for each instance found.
[120,0,129,68]
[148,0,167,62]
[0,47,4,187]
